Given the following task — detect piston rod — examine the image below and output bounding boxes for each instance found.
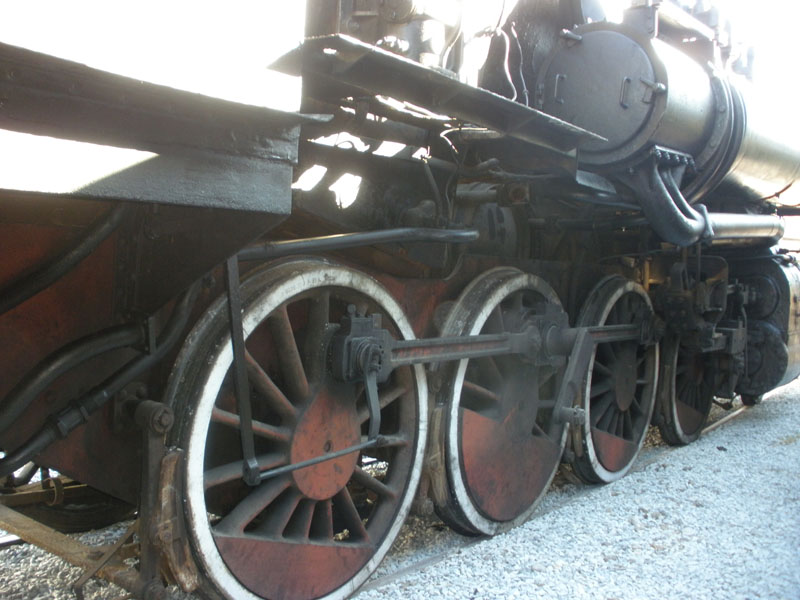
[251,313,648,484]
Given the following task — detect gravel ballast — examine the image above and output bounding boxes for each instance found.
[1,381,798,599]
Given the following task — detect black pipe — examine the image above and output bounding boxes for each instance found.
[633,163,784,246]
[0,203,133,316]
[529,216,648,231]
[662,169,705,224]
[238,228,479,262]
[632,163,706,247]
[0,282,199,479]
[0,325,145,435]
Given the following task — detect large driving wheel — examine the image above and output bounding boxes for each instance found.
[656,334,714,445]
[430,268,568,536]
[569,276,658,484]
[166,259,427,600]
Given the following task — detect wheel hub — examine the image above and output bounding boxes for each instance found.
[289,380,361,500]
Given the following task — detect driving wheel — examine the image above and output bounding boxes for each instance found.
[656,334,714,446]
[569,276,658,484]
[166,259,427,600]
[430,267,568,536]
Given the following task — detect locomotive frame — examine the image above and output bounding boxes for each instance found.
[1,1,799,599]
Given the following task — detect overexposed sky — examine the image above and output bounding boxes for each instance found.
[1,1,795,202]
[1,1,796,110]
[0,1,307,111]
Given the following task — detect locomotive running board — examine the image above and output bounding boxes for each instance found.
[273,34,606,157]
[0,40,315,212]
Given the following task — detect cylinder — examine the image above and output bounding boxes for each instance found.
[536,22,715,170]
[535,20,800,206]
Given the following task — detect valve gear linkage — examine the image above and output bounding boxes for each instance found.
[250,303,655,484]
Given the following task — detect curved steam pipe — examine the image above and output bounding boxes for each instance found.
[0,282,199,479]
[634,163,706,246]
[633,163,784,247]
[0,324,145,435]
[0,202,133,316]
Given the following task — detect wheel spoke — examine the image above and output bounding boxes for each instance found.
[254,488,303,538]
[268,304,310,402]
[211,407,291,443]
[573,278,657,482]
[179,261,424,600]
[333,488,369,542]
[623,410,633,440]
[531,420,552,440]
[473,356,504,388]
[590,378,613,399]
[352,467,397,499]
[539,366,558,388]
[609,409,621,437]
[592,358,613,377]
[606,404,622,434]
[629,394,643,416]
[284,499,316,540]
[204,453,286,490]
[461,379,502,414]
[592,391,616,427]
[310,499,334,541]
[214,477,291,535]
[598,342,617,365]
[245,352,298,420]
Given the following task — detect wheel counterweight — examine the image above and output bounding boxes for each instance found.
[570,276,659,484]
[430,268,568,535]
[166,259,427,600]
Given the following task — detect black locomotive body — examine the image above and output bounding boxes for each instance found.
[1,1,798,599]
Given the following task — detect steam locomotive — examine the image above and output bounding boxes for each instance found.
[1,1,798,599]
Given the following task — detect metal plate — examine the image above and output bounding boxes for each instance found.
[274,35,605,157]
[0,41,312,213]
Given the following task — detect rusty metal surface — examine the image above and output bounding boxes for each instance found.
[0,206,145,501]
[155,450,201,593]
[0,503,144,596]
[0,479,96,508]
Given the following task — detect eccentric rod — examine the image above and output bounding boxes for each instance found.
[238,228,479,261]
